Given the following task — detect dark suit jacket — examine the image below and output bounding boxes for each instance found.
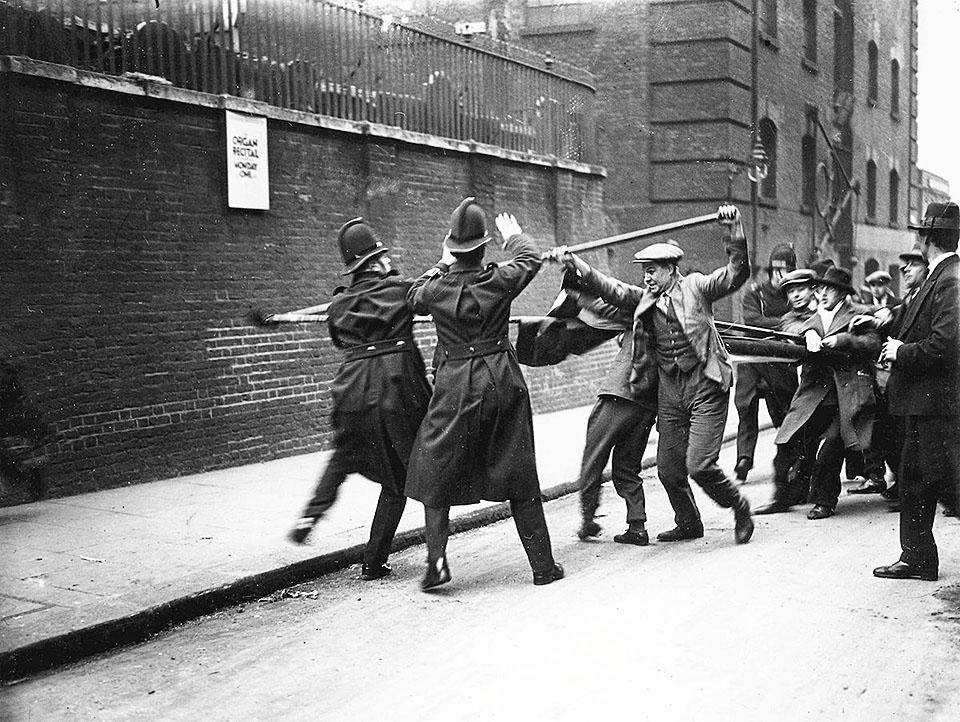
[887,254,960,417]
[775,300,880,450]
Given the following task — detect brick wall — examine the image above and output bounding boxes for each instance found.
[0,63,611,503]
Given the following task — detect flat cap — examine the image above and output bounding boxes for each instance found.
[865,270,892,284]
[779,268,818,290]
[632,241,684,264]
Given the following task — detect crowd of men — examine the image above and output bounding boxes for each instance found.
[286,197,959,590]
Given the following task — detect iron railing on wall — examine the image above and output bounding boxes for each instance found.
[0,0,598,163]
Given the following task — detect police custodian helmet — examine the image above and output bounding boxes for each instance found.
[338,217,388,276]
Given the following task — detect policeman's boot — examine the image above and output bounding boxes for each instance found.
[288,516,318,545]
[733,497,754,544]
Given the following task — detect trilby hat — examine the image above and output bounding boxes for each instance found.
[815,266,856,296]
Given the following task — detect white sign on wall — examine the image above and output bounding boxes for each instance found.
[225,110,269,210]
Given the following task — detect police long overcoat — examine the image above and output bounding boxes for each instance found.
[404,234,542,507]
[326,273,432,496]
[775,300,880,451]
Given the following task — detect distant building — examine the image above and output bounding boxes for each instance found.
[371,0,919,287]
[916,168,952,221]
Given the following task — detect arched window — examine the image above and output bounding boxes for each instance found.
[890,59,900,116]
[759,118,777,199]
[866,160,877,219]
[803,0,818,62]
[889,168,900,225]
[867,41,878,104]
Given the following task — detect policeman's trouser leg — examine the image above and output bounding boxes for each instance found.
[511,498,555,574]
[611,407,656,530]
[657,372,702,529]
[424,505,451,566]
[364,488,407,568]
[302,451,349,519]
[734,365,761,464]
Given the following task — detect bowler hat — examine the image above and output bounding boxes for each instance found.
[815,266,856,296]
[908,201,960,232]
[446,197,491,252]
[898,242,927,264]
[768,243,797,271]
[632,242,684,264]
[865,270,892,285]
[779,268,817,290]
[338,218,388,276]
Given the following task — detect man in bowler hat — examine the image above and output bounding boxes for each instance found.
[875,202,960,581]
[405,198,563,590]
[545,205,756,545]
[288,219,432,582]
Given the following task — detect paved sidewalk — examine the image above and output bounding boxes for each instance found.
[0,400,769,679]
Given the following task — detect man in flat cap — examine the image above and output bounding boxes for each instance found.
[406,198,563,591]
[288,219,432,582]
[545,204,755,545]
[732,243,798,482]
[863,270,899,310]
[875,202,960,581]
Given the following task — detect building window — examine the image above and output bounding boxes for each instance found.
[866,160,877,219]
[890,59,900,117]
[803,0,817,63]
[867,41,879,104]
[801,106,818,210]
[760,0,778,38]
[759,118,777,199]
[889,168,900,225]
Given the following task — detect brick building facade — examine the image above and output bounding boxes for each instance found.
[378,0,919,289]
[0,58,612,503]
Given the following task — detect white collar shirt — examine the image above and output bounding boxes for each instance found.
[927,251,957,276]
[817,299,844,333]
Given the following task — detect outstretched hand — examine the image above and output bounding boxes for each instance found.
[495,213,523,247]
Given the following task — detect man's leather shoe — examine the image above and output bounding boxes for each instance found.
[420,557,451,591]
[614,529,649,546]
[734,457,752,482]
[807,505,834,520]
[577,519,602,540]
[944,506,959,518]
[287,517,315,545]
[734,501,754,544]
[361,563,392,581]
[848,478,886,495]
[656,525,704,542]
[754,501,792,515]
[881,483,899,501]
[872,561,938,581]
[533,563,565,586]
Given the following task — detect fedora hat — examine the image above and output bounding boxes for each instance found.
[338,218,388,276]
[779,268,817,291]
[446,197,491,252]
[908,201,960,232]
[898,242,927,265]
[815,266,856,296]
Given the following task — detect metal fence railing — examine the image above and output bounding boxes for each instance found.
[0,0,598,163]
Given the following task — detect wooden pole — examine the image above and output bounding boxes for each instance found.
[553,212,719,257]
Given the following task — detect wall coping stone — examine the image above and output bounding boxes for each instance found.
[0,55,606,179]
